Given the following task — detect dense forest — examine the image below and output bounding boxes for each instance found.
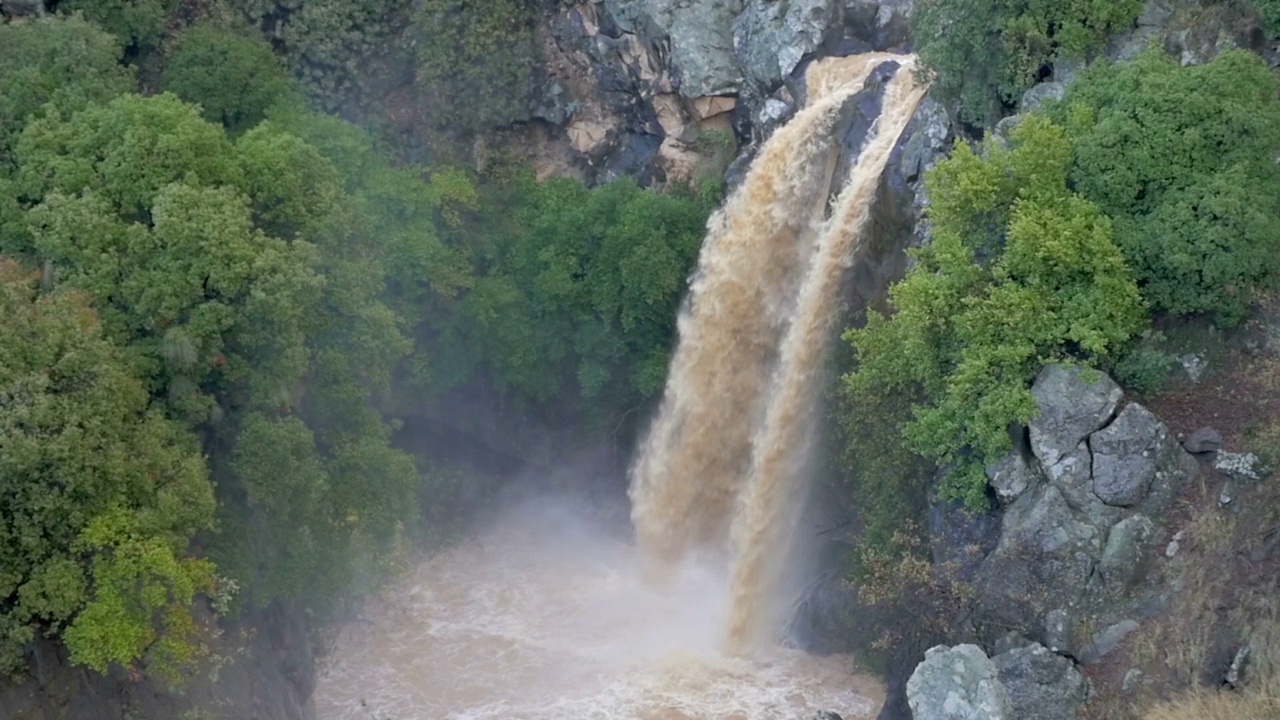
[0,5,718,683]
[5,0,1280,718]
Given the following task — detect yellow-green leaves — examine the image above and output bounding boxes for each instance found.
[0,262,214,677]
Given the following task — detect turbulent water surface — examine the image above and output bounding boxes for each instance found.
[314,503,882,720]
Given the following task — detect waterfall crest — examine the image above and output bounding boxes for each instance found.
[630,53,928,651]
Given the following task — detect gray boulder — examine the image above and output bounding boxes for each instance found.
[1079,619,1140,664]
[1183,427,1222,454]
[0,0,42,15]
[992,643,1087,720]
[1030,365,1123,471]
[733,0,837,88]
[985,452,1041,504]
[1090,403,1162,507]
[977,484,1102,630]
[907,644,1014,720]
[604,0,742,97]
[1098,514,1157,592]
[1019,81,1065,113]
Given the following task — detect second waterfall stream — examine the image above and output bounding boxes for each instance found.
[630,52,928,652]
[315,52,927,720]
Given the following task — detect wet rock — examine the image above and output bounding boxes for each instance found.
[929,496,1001,579]
[977,484,1102,631]
[1090,404,1165,507]
[986,452,1041,504]
[1029,365,1123,471]
[1098,514,1157,592]
[1079,619,1140,664]
[734,0,837,88]
[841,0,913,51]
[606,0,742,97]
[1184,427,1223,454]
[992,643,1087,720]
[907,645,1014,720]
[1045,609,1076,656]
[0,0,42,15]
[1019,82,1065,113]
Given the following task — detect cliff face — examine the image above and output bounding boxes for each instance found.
[515,0,914,186]
[0,602,315,720]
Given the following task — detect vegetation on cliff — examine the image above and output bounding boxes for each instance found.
[842,116,1144,507]
[913,0,1141,126]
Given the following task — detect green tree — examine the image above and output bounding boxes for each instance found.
[164,24,304,134]
[0,16,134,169]
[0,261,215,677]
[443,174,709,418]
[62,0,175,51]
[842,117,1145,505]
[913,0,1141,126]
[1061,48,1280,324]
[12,92,419,612]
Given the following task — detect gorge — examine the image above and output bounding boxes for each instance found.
[316,52,925,720]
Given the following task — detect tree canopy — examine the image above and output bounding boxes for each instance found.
[0,261,215,678]
[1059,48,1280,324]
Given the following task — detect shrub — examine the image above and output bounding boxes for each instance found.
[1252,0,1280,36]
[232,0,412,105]
[841,116,1146,505]
[414,0,540,129]
[913,0,1141,126]
[164,24,304,134]
[1062,48,1280,325]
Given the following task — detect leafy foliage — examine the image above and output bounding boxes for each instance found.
[0,261,214,677]
[1252,0,1280,36]
[841,117,1145,505]
[164,24,304,134]
[232,0,413,104]
[1061,48,1280,325]
[414,0,540,129]
[12,92,418,611]
[62,0,176,51]
[0,16,134,167]
[913,0,1141,126]
[439,173,711,417]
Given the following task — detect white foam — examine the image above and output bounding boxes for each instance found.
[314,505,881,720]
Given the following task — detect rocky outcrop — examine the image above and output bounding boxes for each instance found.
[529,0,930,186]
[906,644,1014,720]
[972,364,1199,654]
[991,643,1087,720]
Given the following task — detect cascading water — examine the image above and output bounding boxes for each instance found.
[315,54,925,720]
[631,54,927,651]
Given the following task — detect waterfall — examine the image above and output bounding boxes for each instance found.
[629,53,928,651]
[316,52,927,720]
